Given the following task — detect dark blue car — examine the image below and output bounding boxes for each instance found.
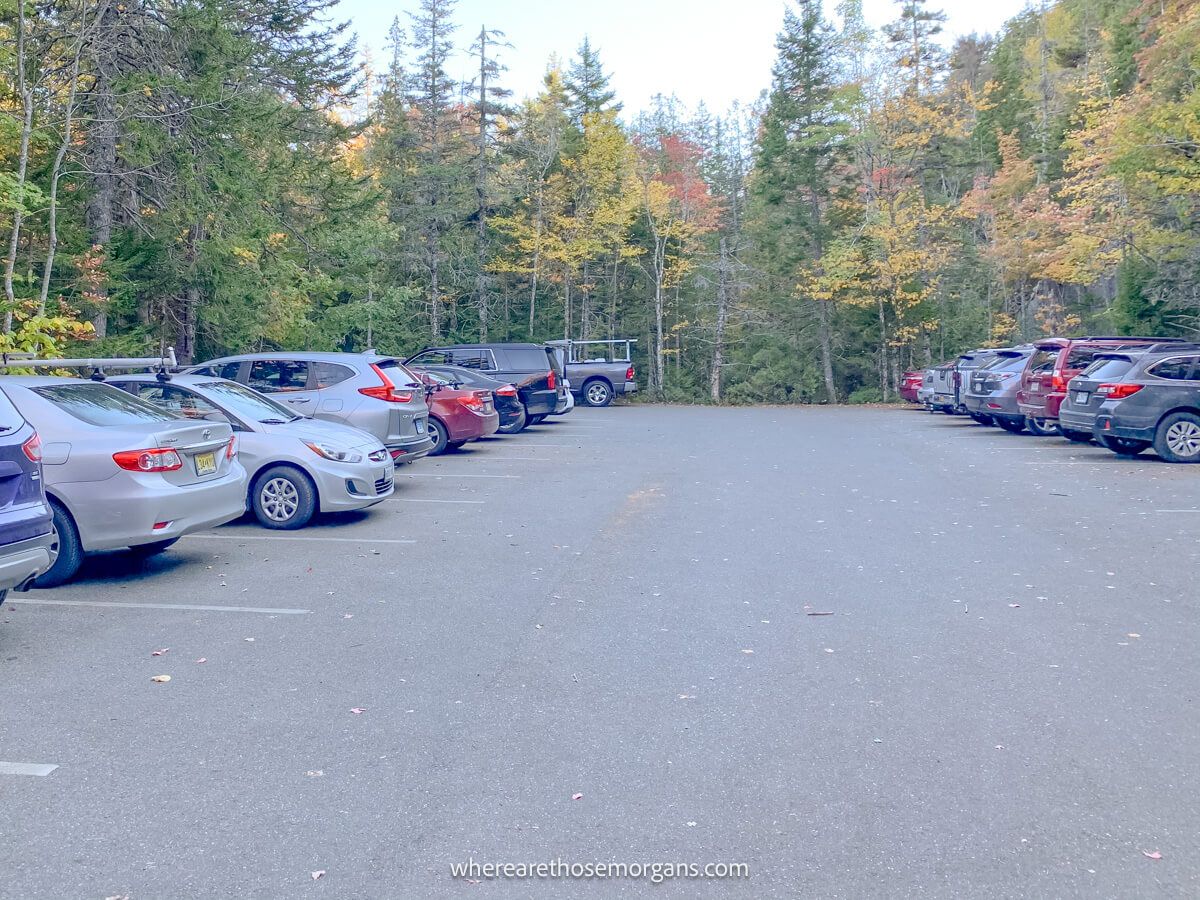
[0,387,53,605]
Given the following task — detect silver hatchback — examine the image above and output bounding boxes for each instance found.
[0,377,247,586]
[188,352,435,464]
[111,375,396,529]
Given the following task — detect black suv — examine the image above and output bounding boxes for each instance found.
[404,344,567,425]
[1082,344,1200,461]
[0,387,53,605]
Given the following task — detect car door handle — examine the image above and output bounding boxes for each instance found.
[286,397,311,404]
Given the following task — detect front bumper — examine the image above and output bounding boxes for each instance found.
[70,464,248,552]
[312,459,396,512]
[0,532,53,593]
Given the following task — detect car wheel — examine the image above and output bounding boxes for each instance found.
[251,466,317,529]
[994,417,1025,434]
[0,588,7,608]
[1025,416,1058,436]
[426,417,449,455]
[1097,434,1150,457]
[129,538,180,557]
[528,414,546,425]
[1154,411,1200,463]
[36,500,84,588]
[969,413,993,426]
[498,406,527,434]
[583,379,614,407]
[1060,429,1092,444]
[447,440,467,451]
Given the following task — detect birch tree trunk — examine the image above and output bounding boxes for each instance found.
[710,237,729,402]
[4,0,34,334]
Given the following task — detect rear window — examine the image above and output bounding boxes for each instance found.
[32,383,178,426]
[502,348,554,370]
[1084,357,1137,381]
[1065,348,1102,371]
[0,388,24,432]
[983,354,1029,372]
[375,359,423,387]
[191,362,242,380]
[1029,350,1058,374]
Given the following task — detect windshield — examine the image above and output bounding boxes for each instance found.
[196,380,300,423]
[33,383,178,426]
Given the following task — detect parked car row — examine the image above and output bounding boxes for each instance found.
[0,340,637,602]
[911,336,1200,462]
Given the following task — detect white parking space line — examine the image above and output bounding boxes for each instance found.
[468,456,555,462]
[404,473,520,479]
[395,498,485,505]
[8,599,310,614]
[0,762,58,777]
[186,534,416,544]
[493,444,586,449]
[1156,509,1200,513]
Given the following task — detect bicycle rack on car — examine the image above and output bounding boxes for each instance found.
[0,348,178,382]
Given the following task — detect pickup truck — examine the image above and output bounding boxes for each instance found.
[547,340,638,407]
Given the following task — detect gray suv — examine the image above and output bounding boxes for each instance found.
[1082,344,1200,461]
[188,352,434,463]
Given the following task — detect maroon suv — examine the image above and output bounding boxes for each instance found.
[1017,337,1185,436]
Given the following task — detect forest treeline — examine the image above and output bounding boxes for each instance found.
[0,0,1197,402]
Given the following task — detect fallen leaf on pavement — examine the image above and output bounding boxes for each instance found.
[311,870,326,880]
[1008,604,1020,608]
[195,658,207,664]
[306,770,324,777]
[740,649,754,654]
[350,707,366,714]
[571,793,583,800]
[244,637,255,642]
[151,648,169,656]
[151,675,171,683]
[1142,850,1162,860]
[807,611,834,616]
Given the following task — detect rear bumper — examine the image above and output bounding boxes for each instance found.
[67,465,248,552]
[387,432,434,463]
[1094,413,1157,443]
[522,389,558,417]
[1058,407,1098,434]
[622,380,638,395]
[0,532,53,593]
[1019,392,1065,422]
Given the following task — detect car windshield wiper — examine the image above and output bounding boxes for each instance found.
[258,417,292,424]
[0,425,13,433]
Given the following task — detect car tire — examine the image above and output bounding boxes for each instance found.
[582,379,614,407]
[1097,434,1150,457]
[129,538,180,557]
[251,466,318,529]
[995,417,1026,434]
[1060,429,1092,444]
[498,407,527,435]
[0,588,7,608]
[447,440,467,451]
[426,417,449,455]
[528,414,546,425]
[969,413,993,426]
[36,500,84,588]
[1153,411,1200,463]
[1025,416,1058,436]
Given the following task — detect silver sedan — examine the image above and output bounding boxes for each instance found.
[110,375,395,529]
[0,377,248,586]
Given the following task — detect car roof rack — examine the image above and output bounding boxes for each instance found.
[0,347,177,382]
[1144,342,1200,354]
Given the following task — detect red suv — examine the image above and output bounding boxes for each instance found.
[1017,337,1185,436]
[416,372,500,454]
[900,370,924,404]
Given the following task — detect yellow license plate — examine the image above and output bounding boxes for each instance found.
[194,452,217,476]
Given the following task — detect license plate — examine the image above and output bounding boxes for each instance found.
[194,451,217,476]
[1074,391,1090,404]
[414,418,425,433]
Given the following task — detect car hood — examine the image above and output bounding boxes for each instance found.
[257,416,383,450]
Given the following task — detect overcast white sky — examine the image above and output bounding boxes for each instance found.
[335,0,1032,113]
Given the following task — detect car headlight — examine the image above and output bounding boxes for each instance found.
[304,441,363,463]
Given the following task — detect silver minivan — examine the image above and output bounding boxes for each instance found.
[188,352,434,464]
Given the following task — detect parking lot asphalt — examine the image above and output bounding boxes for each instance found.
[2,405,1198,899]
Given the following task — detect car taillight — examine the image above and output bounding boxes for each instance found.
[226,435,237,460]
[547,370,556,391]
[1098,383,1143,399]
[21,432,41,462]
[1051,373,1068,392]
[113,448,183,472]
[626,365,635,381]
[496,384,517,397]
[459,393,486,411]
[359,363,415,403]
